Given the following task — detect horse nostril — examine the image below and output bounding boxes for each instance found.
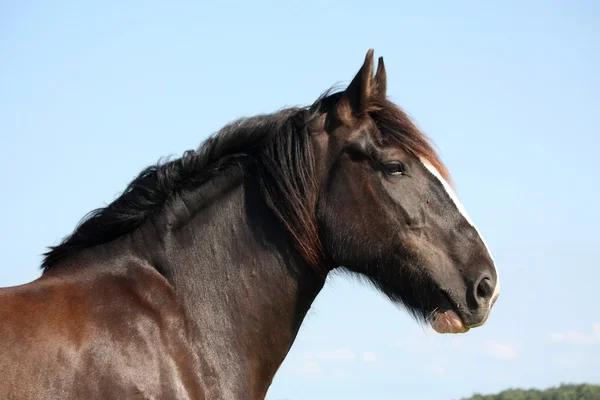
[475,276,493,304]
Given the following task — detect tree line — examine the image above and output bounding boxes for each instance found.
[461,383,600,400]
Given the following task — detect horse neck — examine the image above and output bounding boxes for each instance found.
[151,171,326,397]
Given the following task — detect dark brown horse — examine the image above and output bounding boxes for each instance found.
[0,50,499,399]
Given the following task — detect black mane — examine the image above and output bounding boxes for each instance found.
[41,91,340,273]
[41,88,446,274]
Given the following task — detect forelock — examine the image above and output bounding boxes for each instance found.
[368,98,452,186]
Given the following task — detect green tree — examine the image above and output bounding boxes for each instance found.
[460,383,600,400]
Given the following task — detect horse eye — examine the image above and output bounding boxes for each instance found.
[385,161,405,176]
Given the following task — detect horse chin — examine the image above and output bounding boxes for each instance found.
[431,310,470,334]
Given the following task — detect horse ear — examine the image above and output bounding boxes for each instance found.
[335,49,375,123]
[373,56,387,98]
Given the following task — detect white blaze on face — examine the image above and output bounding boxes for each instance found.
[418,157,500,305]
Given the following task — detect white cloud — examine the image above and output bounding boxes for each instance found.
[362,352,376,363]
[394,331,438,353]
[424,363,445,375]
[484,341,517,360]
[550,333,565,342]
[297,361,322,376]
[549,323,600,345]
[553,352,585,367]
[394,329,464,354]
[304,348,356,361]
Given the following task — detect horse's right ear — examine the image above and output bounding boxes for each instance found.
[373,56,387,98]
[334,49,375,124]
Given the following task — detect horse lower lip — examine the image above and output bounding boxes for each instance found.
[431,310,470,334]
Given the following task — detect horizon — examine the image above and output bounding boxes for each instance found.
[1,2,599,399]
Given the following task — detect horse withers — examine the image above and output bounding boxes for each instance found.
[0,50,499,399]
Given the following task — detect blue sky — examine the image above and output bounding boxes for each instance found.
[1,1,599,399]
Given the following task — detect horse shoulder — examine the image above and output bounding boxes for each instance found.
[0,265,204,399]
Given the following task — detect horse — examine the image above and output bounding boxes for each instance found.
[0,49,499,399]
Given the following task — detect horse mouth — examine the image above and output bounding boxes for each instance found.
[431,309,469,334]
[430,291,470,334]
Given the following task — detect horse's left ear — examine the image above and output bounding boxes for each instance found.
[333,49,374,124]
[335,49,386,125]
